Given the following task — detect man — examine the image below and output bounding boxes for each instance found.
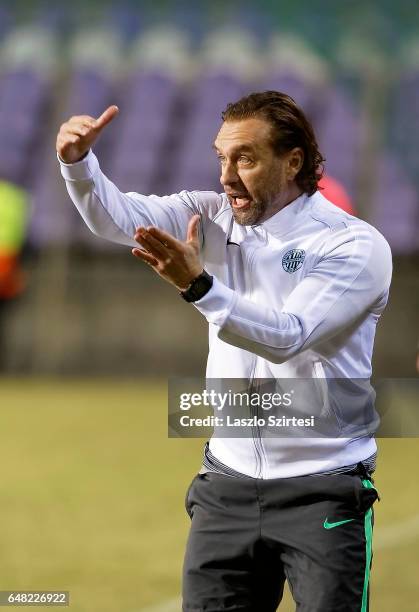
[57,91,392,611]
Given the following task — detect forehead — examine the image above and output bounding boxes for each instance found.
[214,117,273,153]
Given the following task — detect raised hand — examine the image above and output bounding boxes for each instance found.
[132,215,203,291]
[56,105,119,164]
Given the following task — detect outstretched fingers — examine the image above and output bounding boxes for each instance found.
[134,227,170,258]
[94,105,119,131]
[146,226,180,250]
[131,248,158,267]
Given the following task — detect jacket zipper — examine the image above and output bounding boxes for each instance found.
[245,229,268,479]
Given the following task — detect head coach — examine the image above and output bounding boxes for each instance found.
[57,91,392,611]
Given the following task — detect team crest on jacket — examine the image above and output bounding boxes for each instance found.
[282,249,305,273]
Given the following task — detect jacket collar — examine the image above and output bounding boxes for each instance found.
[259,191,310,237]
[225,191,312,244]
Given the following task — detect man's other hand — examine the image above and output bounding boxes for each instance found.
[56,105,119,164]
[132,215,203,291]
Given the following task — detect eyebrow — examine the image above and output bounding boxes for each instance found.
[212,143,256,154]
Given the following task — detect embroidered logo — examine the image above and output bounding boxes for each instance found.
[282,249,305,273]
[323,517,355,529]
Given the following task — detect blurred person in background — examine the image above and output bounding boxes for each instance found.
[56,91,392,611]
[0,180,28,371]
[318,173,356,215]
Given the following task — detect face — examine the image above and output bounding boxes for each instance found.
[214,117,303,225]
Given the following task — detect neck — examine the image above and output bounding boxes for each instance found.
[261,184,304,223]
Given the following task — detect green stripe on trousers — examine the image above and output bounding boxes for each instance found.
[361,478,375,612]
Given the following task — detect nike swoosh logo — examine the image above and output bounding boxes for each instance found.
[323,518,355,529]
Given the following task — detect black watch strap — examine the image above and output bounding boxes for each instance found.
[180,270,213,303]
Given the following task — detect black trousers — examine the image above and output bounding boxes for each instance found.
[183,471,378,611]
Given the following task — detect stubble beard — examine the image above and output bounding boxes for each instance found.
[232,198,268,226]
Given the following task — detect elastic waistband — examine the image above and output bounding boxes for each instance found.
[201,441,377,480]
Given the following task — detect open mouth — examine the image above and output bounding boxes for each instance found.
[229,194,252,210]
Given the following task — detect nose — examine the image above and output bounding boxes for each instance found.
[220,161,239,188]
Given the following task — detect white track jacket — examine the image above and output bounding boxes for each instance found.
[60,151,393,478]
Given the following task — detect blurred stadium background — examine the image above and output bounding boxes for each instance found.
[0,0,418,610]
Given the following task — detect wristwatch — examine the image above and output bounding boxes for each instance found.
[180,269,213,302]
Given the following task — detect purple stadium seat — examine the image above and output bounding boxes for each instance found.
[103,4,143,40]
[370,153,419,254]
[0,69,51,187]
[109,70,180,195]
[261,73,320,120]
[57,65,118,249]
[316,86,361,198]
[30,173,81,248]
[169,72,249,193]
[389,70,419,195]
[64,68,115,119]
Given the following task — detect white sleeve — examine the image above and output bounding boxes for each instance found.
[193,225,393,364]
[59,150,222,246]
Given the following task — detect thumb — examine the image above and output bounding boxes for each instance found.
[187,215,201,244]
[94,105,119,131]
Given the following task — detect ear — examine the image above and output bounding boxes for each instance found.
[286,147,304,181]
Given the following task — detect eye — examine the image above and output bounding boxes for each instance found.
[217,155,226,165]
[238,156,252,165]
